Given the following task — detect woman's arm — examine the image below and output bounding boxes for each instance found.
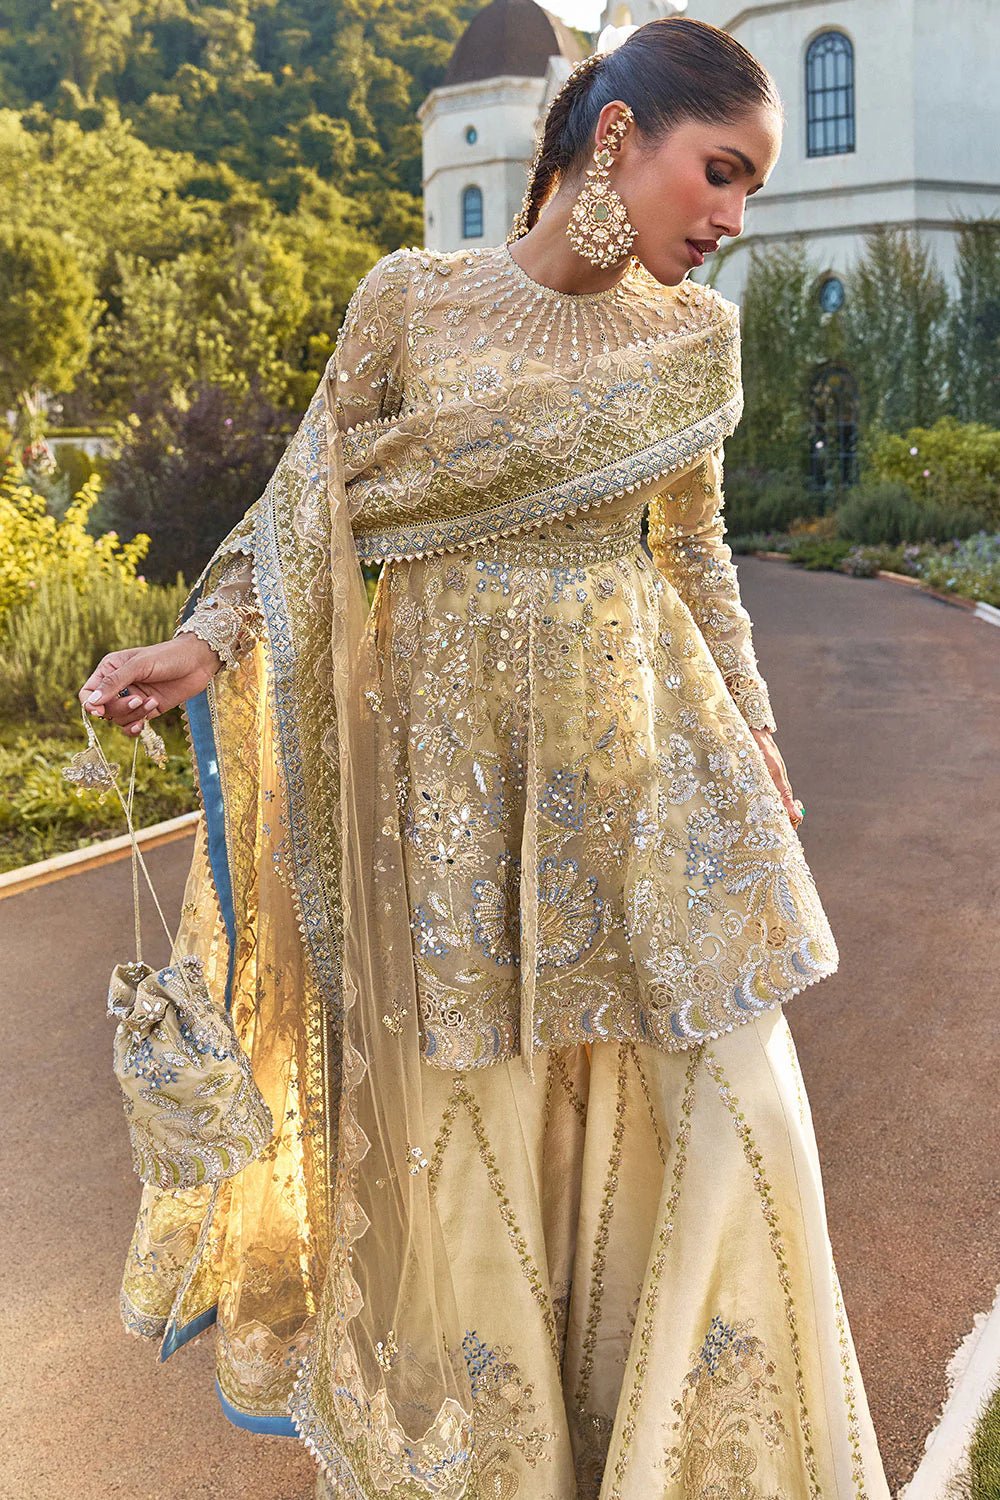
[647,441,777,733]
[648,446,805,830]
[172,551,261,670]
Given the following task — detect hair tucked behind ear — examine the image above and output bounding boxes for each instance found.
[506,52,603,244]
[507,15,782,243]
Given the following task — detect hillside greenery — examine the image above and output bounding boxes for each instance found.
[0,0,490,438]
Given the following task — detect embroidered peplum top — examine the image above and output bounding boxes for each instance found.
[177,244,839,1076]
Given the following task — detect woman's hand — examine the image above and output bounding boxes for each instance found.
[750,728,804,831]
[78,635,223,735]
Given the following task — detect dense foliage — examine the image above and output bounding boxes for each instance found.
[865,416,1000,525]
[0,0,487,434]
[725,221,1000,490]
[0,0,481,234]
[0,455,149,621]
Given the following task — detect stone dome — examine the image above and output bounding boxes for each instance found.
[444,0,586,86]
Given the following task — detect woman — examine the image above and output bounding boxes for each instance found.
[80,16,890,1497]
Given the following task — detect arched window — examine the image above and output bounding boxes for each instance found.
[806,32,855,157]
[809,365,859,494]
[462,185,483,239]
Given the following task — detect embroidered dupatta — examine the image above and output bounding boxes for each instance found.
[122,258,743,1481]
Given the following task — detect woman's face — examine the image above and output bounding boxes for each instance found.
[605,101,783,286]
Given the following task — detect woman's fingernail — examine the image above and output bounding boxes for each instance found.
[144,698,157,711]
[127,696,142,709]
[87,690,102,704]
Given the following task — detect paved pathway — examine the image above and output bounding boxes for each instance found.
[1,557,997,1498]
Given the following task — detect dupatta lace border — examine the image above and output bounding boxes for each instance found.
[352,392,743,565]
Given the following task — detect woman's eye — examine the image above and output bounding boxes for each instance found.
[707,167,731,187]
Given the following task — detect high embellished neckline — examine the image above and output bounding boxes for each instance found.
[498,241,641,304]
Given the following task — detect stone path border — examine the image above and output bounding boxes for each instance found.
[898,1282,1000,1499]
[0,809,199,900]
[751,550,1000,628]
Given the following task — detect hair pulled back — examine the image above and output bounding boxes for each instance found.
[509,16,781,240]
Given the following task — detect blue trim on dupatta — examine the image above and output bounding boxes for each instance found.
[214,1378,298,1437]
[155,591,240,1366]
[159,1302,218,1361]
[177,585,238,1018]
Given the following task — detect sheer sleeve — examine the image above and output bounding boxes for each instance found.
[174,552,263,669]
[326,245,413,448]
[647,441,778,733]
[174,247,414,665]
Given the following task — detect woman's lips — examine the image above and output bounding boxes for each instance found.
[686,240,705,266]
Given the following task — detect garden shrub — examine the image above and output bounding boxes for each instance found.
[100,380,289,583]
[0,458,150,625]
[726,531,793,555]
[723,468,818,535]
[0,717,195,874]
[48,440,108,507]
[0,569,188,722]
[916,532,1000,607]
[834,481,989,546]
[786,536,855,570]
[787,513,839,539]
[865,417,1000,524]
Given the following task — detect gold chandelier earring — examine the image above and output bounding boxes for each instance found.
[565,105,637,269]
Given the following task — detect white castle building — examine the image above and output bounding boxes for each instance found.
[418,0,1000,305]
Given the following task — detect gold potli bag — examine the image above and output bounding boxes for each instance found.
[63,709,274,1200]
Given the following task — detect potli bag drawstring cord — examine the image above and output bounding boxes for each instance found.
[63,707,198,1006]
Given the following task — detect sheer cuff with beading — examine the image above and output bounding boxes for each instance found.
[174,552,263,670]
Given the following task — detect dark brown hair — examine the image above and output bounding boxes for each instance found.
[511,16,782,237]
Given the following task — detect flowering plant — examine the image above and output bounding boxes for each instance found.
[0,458,150,626]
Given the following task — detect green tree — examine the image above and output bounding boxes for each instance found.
[723,240,825,478]
[89,221,312,415]
[841,225,949,437]
[947,217,1000,425]
[0,225,99,440]
[49,0,139,103]
[0,0,480,244]
[0,104,212,286]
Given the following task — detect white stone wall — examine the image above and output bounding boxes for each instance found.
[418,76,546,251]
[672,0,1000,300]
[423,0,1000,299]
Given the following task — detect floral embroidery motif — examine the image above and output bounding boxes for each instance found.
[471,851,522,967]
[536,855,604,969]
[661,1313,789,1498]
[462,1331,555,1495]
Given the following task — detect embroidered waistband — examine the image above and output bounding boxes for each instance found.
[469,507,645,568]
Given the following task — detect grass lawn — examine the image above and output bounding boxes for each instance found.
[0,708,197,875]
[949,1381,1000,1499]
